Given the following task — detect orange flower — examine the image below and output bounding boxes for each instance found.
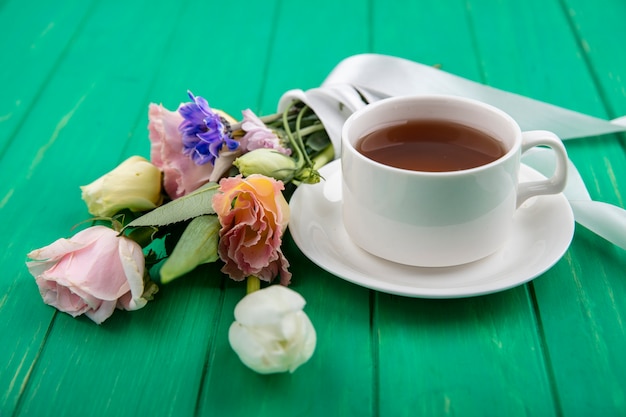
[212,174,291,284]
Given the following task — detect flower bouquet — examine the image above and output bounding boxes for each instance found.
[25,90,334,374]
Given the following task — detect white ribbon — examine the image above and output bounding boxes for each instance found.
[522,148,626,250]
[279,53,626,250]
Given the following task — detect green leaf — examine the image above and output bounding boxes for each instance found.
[124,226,157,247]
[124,182,219,230]
[159,215,221,284]
[305,130,331,152]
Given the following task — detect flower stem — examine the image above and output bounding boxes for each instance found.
[230,111,286,132]
[258,112,286,124]
[247,276,261,294]
[295,106,315,167]
[282,106,306,165]
[312,143,335,170]
[297,123,326,137]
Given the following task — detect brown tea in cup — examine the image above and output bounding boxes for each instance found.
[356,119,507,172]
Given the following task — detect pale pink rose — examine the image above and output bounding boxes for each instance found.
[26,226,158,324]
[212,174,291,285]
[240,109,291,155]
[148,103,238,199]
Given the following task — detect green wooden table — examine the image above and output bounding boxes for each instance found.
[2,0,626,416]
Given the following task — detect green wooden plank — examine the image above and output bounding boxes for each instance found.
[2,0,624,416]
[122,0,284,159]
[371,0,484,82]
[534,231,626,416]
[370,1,557,415]
[195,0,376,415]
[559,0,626,118]
[468,0,626,415]
[1,0,376,414]
[466,0,626,204]
[257,0,370,113]
[0,0,97,152]
[16,266,224,417]
[198,237,374,416]
[0,272,57,415]
[0,1,227,416]
[465,0,606,118]
[378,290,556,415]
[0,1,99,413]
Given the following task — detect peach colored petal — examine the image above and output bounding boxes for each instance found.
[213,175,291,284]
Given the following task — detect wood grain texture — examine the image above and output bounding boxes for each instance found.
[0,0,97,152]
[195,1,376,414]
[1,0,625,416]
[466,1,626,414]
[371,2,557,415]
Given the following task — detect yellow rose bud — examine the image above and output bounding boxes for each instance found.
[233,148,297,182]
[80,156,163,217]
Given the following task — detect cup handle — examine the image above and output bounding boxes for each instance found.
[517,130,568,207]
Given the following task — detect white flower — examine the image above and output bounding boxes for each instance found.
[228,285,316,374]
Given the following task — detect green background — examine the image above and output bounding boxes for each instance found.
[1,0,625,416]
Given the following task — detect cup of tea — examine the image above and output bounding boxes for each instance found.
[341,95,568,267]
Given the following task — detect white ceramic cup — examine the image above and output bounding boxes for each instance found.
[341,95,568,267]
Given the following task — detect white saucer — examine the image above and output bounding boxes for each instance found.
[288,159,575,298]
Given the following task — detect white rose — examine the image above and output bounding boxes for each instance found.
[228,285,316,374]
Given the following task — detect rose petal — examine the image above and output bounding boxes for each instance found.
[117,235,148,311]
[228,286,316,374]
[234,285,305,326]
[26,225,152,325]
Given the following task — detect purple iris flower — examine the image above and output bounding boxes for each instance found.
[178,90,239,165]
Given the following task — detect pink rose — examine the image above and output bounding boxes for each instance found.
[240,109,291,155]
[148,103,239,199]
[26,226,158,324]
[212,174,291,285]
